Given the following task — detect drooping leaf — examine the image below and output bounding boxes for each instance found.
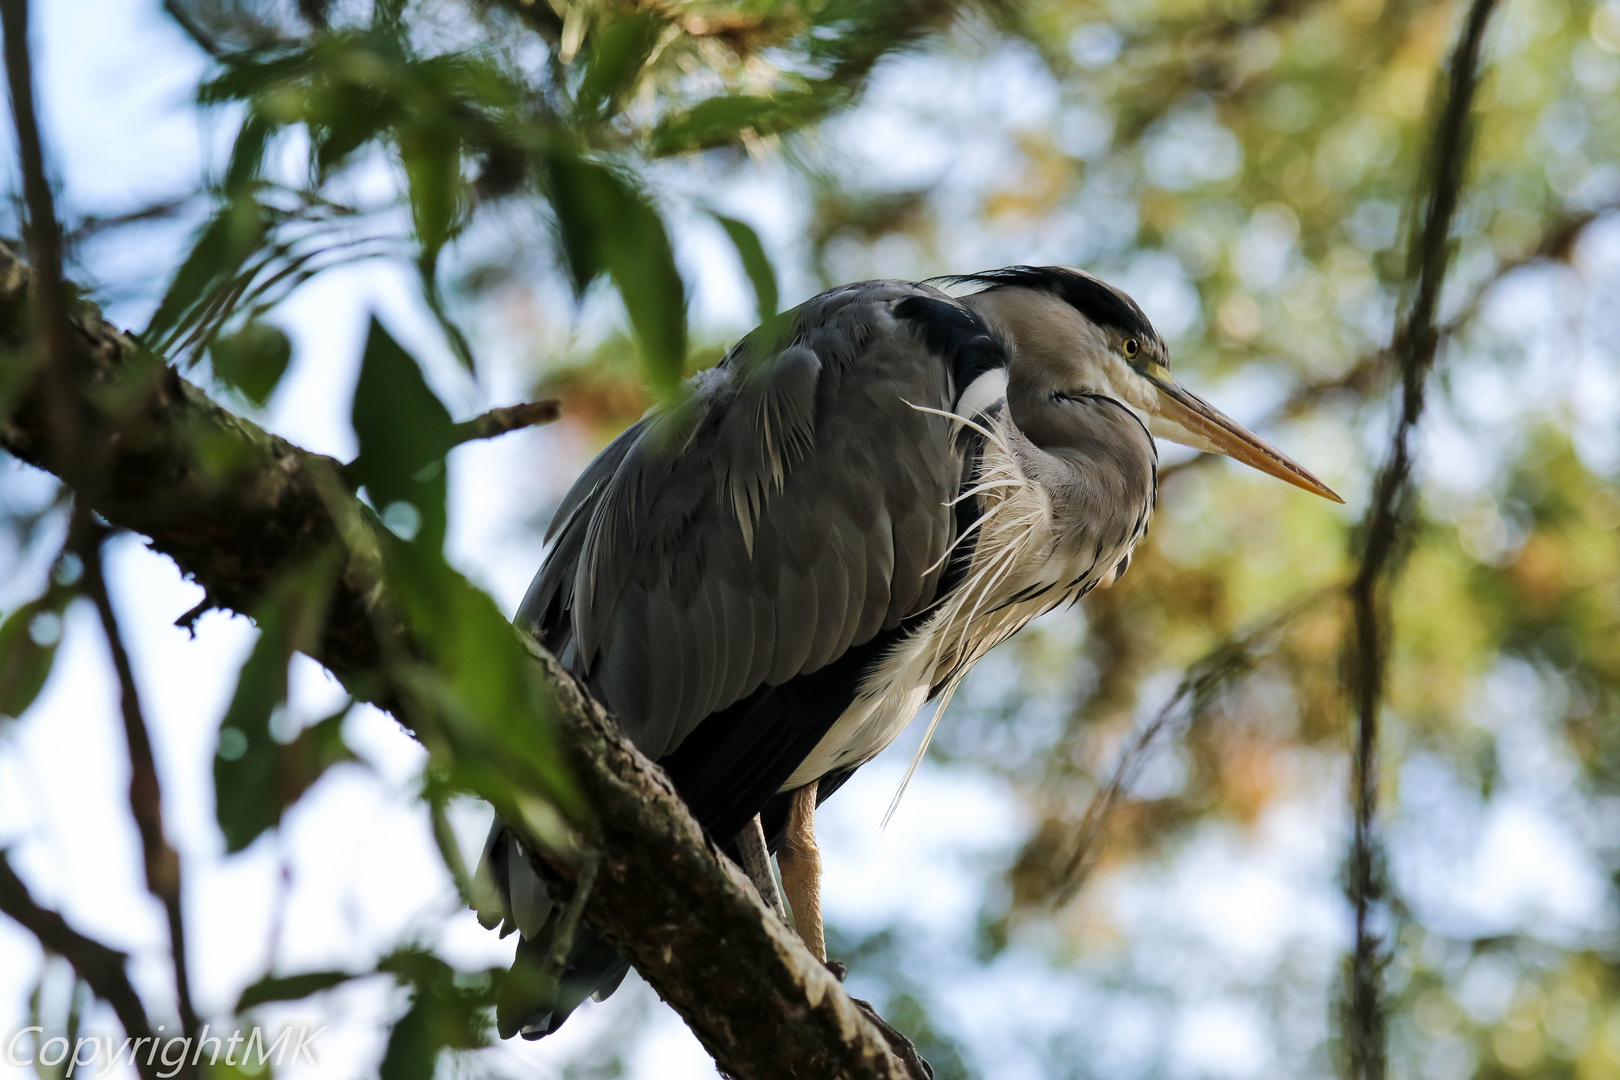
[209,320,292,406]
[348,317,457,550]
[712,213,779,325]
[214,556,357,853]
[545,152,687,393]
[236,970,356,1012]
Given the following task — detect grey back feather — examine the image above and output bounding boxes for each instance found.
[518,280,972,760]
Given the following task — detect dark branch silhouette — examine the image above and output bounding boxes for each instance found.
[75,514,202,1063]
[0,853,164,1080]
[1343,2,1500,1077]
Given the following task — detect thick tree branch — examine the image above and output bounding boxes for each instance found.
[0,852,164,1080]
[0,245,920,1080]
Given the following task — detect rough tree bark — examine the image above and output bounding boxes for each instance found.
[0,244,924,1080]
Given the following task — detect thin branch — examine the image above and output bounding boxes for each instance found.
[0,0,79,478]
[1343,2,1499,1078]
[450,398,562,445]
[1051,587,1335,906]
[73,513,202,1062]
[0,852,164,1080]
[65,196,195,246]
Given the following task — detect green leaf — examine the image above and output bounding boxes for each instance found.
[383,542,582,845]
[224,112,276,196]
[214,557,357,853]
[199,49,314,108]
[400,122,461,270]
[348,317,457,551]
[0,585,70,721]
[651,91,827,156]
[712,213,779,325]
[209,321,292,407]
[545,152,687,393]
[576,11,663,120]
[236,970,355,1013]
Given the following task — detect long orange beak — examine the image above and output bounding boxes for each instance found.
[1143,366,1343,503]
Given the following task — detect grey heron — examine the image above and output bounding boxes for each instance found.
[471,266,1340,1038]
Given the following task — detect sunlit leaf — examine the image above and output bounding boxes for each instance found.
[210,320,292,406]
[576,10,663,120]
[650,92,826,156]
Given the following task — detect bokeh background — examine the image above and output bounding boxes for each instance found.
[3,0,1620,1077]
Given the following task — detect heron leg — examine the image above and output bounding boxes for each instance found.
[737,813,789,922]
[777,780,826,963]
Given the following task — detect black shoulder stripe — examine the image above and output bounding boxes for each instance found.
[893,294,1008,396]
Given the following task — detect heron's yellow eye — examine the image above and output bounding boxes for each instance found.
[1122,337,1140,360]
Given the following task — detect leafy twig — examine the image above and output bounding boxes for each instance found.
[1343,2,1499,1077]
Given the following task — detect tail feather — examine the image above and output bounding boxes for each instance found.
[475,820,630,1039]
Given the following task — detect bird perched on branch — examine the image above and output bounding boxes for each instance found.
[472,266,1341,1037]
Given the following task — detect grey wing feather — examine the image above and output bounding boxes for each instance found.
[519,279,975,760]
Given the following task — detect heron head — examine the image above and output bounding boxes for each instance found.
[954,266,1343,503]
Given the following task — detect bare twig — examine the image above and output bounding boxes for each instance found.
[1052,588,1334,905]
[73,513,202,1064]
[1343,2,1499,1077]
[450,398,562,445]
[0,852,164,1080]
[65,196,195,246]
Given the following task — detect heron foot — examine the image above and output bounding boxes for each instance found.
[778,780,826,963]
